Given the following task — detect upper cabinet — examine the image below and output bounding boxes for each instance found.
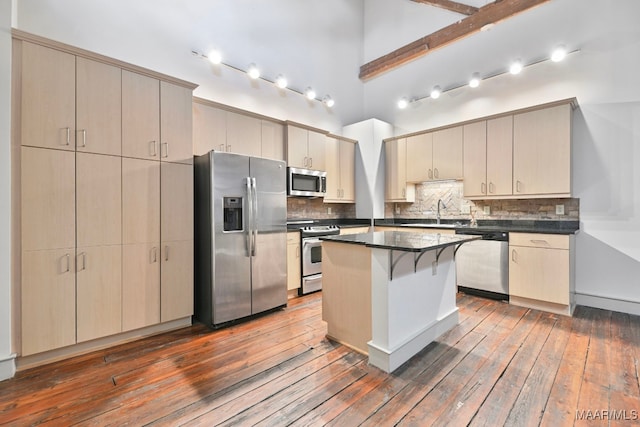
[405,126,462,183]
[406,133,432,183]
[463,116,513,198]
[385,138,415,202]
[463,101,573,200]
[324,136,356,203]
[160,81,193,164]
[192,99,285,161]
[513,103,572,197]
[286,124,327,170]
[122,70,160,160]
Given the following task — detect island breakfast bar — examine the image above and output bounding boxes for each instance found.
[320,231,480,373]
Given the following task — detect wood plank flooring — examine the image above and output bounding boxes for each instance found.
[1,292,640,426]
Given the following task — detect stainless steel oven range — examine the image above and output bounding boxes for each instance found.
[299,225,340,295]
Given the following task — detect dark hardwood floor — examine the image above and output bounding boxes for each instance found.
[1,292,640,426]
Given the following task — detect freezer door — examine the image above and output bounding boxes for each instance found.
[212,152,252,324]
[250,157,287,314]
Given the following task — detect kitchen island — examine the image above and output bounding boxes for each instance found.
[320,231,479,373]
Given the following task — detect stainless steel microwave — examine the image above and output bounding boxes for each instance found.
[287,167,326,197]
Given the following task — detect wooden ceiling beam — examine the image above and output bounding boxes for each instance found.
[360,0,551,81]
[411,0,479,16]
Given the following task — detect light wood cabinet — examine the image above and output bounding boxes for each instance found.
[122,70,160,160]
[324,137,356,203]
[192,100,285,161]
[286,125,327,170]
[463,117,513,198]
[76,57,122,156]
[432,126,463,180]
[513,104,571,197]
[339,226,370,235]
[160,81,193,164]
[21,147,75,251]
[161,162,194,321]
[21,248,77,356]
[76,244,122,342]
[509,233,574,316]
[16,34,196,357]
[286,232,301,291]
[122,158,161,331]
[261,120,284,161]
[20,42,76,151]
[385,138,415,202]
[225,111,262,157]
[406,133,432,183]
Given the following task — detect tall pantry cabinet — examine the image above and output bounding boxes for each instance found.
[14,32,197,358]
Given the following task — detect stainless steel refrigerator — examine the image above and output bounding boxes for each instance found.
[194,151,287,327]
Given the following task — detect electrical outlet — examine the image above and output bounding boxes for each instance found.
[483,206,491,215]
[556,204,565,215]
[327,207,332,215]
[461,204,471,214]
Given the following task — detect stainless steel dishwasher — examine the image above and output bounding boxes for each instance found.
[455,229,509,300]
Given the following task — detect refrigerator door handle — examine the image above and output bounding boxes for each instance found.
[246,177,253,257]
[251,177,258,256]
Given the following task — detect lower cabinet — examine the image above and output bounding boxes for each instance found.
[509,233,575,316]
[339,226,370,235]
[287,232,301,291]
[160,240,194,322]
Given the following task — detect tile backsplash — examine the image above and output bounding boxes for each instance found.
[387,181,579,221]
[288,181,579,221]
[287,197,356,220]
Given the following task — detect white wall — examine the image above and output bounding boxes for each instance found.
[15,0,364,131]
[0,0,15,381]
[362,0,640,312]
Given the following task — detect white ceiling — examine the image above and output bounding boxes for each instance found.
[14,0,640,130]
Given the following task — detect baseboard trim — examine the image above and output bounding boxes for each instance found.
[367,308,459,373]
[0,353,17,381]
[575,292,640,316]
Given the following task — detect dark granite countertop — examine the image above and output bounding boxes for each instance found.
[374,219,579,235]
[321,231,480,253]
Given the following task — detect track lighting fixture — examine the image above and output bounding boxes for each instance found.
[469,73,480,88]
[430,86,441,99]
[247,63,260,79]
[322,96,335,108]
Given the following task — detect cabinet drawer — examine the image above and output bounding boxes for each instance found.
[509,232,569,250]
[287,231,300,244]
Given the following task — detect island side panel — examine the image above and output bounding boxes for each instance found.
[369,246,459,373]
[321,240,372,354]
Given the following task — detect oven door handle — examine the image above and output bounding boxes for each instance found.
[303,238,322,246]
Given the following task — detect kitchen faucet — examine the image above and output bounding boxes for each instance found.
[437,199,447,224]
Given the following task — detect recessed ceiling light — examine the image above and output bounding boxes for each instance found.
[207,49,222,65]
[275,74,288,89]
[430,85,441,99]
[397,98,408,109]
[509,60,523,75]
[551,45,567,62]
[247,63,260,79]
[480,23,496,32]
[305,87,316,100]
[469,73,480,88]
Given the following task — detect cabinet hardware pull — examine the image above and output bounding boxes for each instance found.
[227,145,231,152]
[79,129,87,148]
[219,144,225,151]
[151,247,158,263]
[165,245,169,261]
[434,168,439,179]
[296,246,300,258]
[77,252,86,271]
[530,239,549,245]
[150,141,157,157]
[309,157,313,168]
[64,127,71,146]
[64,253,70,273]
[304,157,308,167]
[428,169,433,179]
[489,182,494,194]
[481,183,486,194]
[162,142,169,158]
[516,180,522,192]
[511,249,517,262]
